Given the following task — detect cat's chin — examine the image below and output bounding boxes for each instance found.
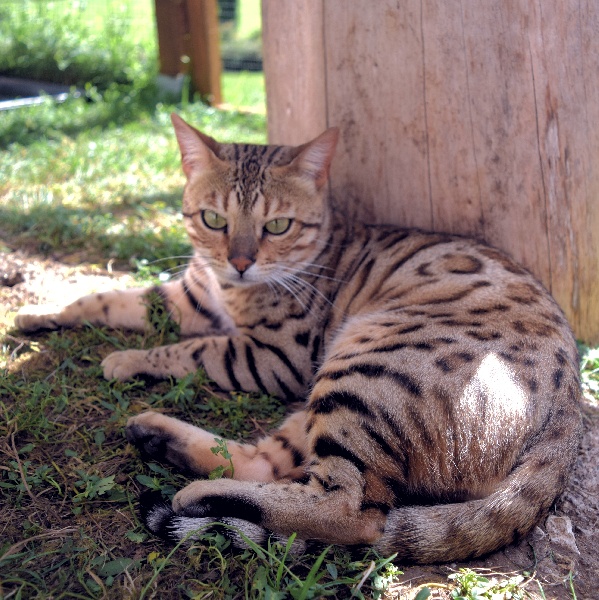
[218,273,265,288]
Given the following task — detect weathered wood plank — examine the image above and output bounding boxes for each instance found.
[186,0,222,104]
[454,2,551,284]
[154,0,221,104]
[262,0,327,145]
[154,0,187,77]
[323,0,432,227]
[526,0,599,337]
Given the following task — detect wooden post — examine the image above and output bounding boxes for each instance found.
[154,0,222,104]
[262,0,599,344]
[261,0,327,145]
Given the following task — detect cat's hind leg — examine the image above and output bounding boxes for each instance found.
[140,459,386,548]
[126,410,309,482]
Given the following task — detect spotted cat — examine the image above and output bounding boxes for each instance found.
[15,114,582,563]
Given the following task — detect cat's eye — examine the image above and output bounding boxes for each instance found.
[201,210,227,230]
[264,218,292,235]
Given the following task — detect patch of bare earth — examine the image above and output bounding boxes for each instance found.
[2,250,597,600]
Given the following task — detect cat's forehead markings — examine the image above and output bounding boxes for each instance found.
[227,144,278,211]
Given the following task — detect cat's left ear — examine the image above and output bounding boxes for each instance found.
[171,113,223,179]
[288,128,339,190]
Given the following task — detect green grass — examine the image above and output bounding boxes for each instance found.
[222,71,266,112]
[0,0,156,89]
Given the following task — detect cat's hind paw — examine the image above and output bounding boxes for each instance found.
[139,488,281,550]
[14,305,64,332]
[101,349,150,381]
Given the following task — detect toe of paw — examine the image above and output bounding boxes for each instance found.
[138,491,176,536]
[179,494,264,524]
[130,434,170,461]
[15,314,58,332]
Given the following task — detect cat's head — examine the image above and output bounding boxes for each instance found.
[171,114,339,287]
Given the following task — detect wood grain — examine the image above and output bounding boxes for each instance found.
[262,0,599,343]
[262,0,327,145]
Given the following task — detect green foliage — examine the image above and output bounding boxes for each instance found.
[579,343,599,400]
[0,0,156,89]
[449,568,528,600]
[145,289,182,345]
[209,437,236,479]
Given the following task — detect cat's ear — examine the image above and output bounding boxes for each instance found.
[171,113,222,178]
[288,128,339,190]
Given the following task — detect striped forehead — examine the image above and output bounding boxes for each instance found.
[219,143,292,211]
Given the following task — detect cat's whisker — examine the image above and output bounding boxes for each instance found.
[265,280,281,303]
[281,272,334,307]
[279,273,330,312]
[159,265,189,277]
[271,277,308,310]
[144,255,195,265]
[272,266,336,306]
[279,266,345,284]
[277,260,337,273]
[274,261,345,283]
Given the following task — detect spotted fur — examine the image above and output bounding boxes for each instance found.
[15,114,582,564]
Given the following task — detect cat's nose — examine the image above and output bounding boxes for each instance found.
[229,255,255,274]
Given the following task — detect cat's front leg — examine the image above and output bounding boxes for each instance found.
[15,288,150,333]
[15,276,235,336]
[102,333,311,399]
[101,338,208,381]
[126,410,308,481]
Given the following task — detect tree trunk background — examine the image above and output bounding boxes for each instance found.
[261,0,599,344]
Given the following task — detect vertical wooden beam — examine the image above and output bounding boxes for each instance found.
[154,0,187,77]
[323,0,432,227]
[154,0,221,104]
[262,0,327,145]
[185,0,222,104]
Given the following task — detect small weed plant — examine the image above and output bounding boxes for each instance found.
[448,569,528,600]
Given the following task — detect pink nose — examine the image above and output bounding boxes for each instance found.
[230,256,254,274]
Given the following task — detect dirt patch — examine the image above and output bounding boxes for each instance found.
[1,249,597,599]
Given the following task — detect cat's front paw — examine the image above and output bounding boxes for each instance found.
[14,305,63,332]
[102,349,150,381]
[127,411,175,461]
[126,411,201,471]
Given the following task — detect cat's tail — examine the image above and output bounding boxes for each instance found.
[375,406,582,563]
[139,491,308,553]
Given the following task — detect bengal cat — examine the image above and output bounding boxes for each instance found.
[15,114,582,564]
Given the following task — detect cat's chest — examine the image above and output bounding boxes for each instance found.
[221,285,329,333]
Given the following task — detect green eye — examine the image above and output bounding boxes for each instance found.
[264,218,292,235]
[201,210,227,230]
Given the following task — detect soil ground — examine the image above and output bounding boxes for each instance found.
[1,249,597,600]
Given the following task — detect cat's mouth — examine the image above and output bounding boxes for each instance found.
[220,265,263,287]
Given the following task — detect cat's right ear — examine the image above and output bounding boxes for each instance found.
[171,113,222,179]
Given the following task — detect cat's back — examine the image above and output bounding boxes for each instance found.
[333,224,578,368]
